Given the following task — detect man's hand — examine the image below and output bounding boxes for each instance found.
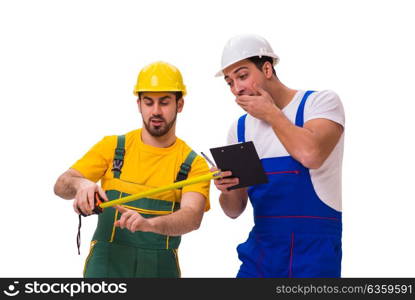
[211,166,248,219]
[114,206,149,233]
[236,83,279,123]
[73,179,108,216]
[211,167,239,194]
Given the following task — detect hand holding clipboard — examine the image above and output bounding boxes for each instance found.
[203,141,268,190]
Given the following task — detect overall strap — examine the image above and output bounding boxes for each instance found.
[78,134,125,255]
[295,91,315,127]
[111,135,126,179]
[175,150,197,184]
[168,149,197,248]
[237,114,247,143]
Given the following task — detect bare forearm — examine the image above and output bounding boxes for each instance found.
[54,172,88,200]
[219,188,248,219]
[268,109,320,167]
[143,207,204,236]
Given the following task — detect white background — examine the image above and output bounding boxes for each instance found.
[1,0,414,277]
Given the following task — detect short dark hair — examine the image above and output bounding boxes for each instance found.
[173,92,183,101]
[138,91,183,101]
[247,56,276,76]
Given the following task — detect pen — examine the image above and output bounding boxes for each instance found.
[201,152,216,168]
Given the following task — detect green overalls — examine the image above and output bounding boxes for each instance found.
[83,135,197,278]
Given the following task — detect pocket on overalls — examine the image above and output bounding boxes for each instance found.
[292,233,341,278]
[171,249,181,278]
[250,169,301,206]
[236,231,268,277]
[83,240,98,277]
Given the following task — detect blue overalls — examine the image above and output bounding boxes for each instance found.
[236,91,342,278]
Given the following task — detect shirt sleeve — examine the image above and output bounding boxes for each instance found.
[304,90,345,128]
[182,155,211,211]
[70,136,115,182]
[226,119,238,145]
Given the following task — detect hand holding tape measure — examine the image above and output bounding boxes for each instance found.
[79,171,222,217]
[75,143,266,254]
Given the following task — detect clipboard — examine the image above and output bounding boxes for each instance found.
[209,141,268,190]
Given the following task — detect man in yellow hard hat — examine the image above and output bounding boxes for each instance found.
[54,61,210,278]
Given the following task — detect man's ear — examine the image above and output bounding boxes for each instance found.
[177,98,184,113]
[262,61,273,79]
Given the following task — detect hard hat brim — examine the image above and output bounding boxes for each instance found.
[134,89,187,97]
[215,54,280,77]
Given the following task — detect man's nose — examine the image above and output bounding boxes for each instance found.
[233,81,245,95]
[152,103,162,115]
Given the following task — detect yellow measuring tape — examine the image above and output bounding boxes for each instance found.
[77,172,222,255]
[99,171,222,209]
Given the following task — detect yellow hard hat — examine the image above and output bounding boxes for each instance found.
[133,61,187,96]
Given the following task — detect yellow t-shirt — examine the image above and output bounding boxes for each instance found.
[71,129,210,211]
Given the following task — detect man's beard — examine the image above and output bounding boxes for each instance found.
[143,114,177,137]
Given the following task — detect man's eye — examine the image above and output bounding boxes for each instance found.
[144,101,153,106]
[226,81,233,87]
[239,74,247,80]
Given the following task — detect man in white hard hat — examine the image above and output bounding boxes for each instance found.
[213,34,345,277]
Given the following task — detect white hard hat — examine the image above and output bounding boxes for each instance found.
[215,34,280,77]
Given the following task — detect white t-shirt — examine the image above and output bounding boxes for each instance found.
[227,90,345,212]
